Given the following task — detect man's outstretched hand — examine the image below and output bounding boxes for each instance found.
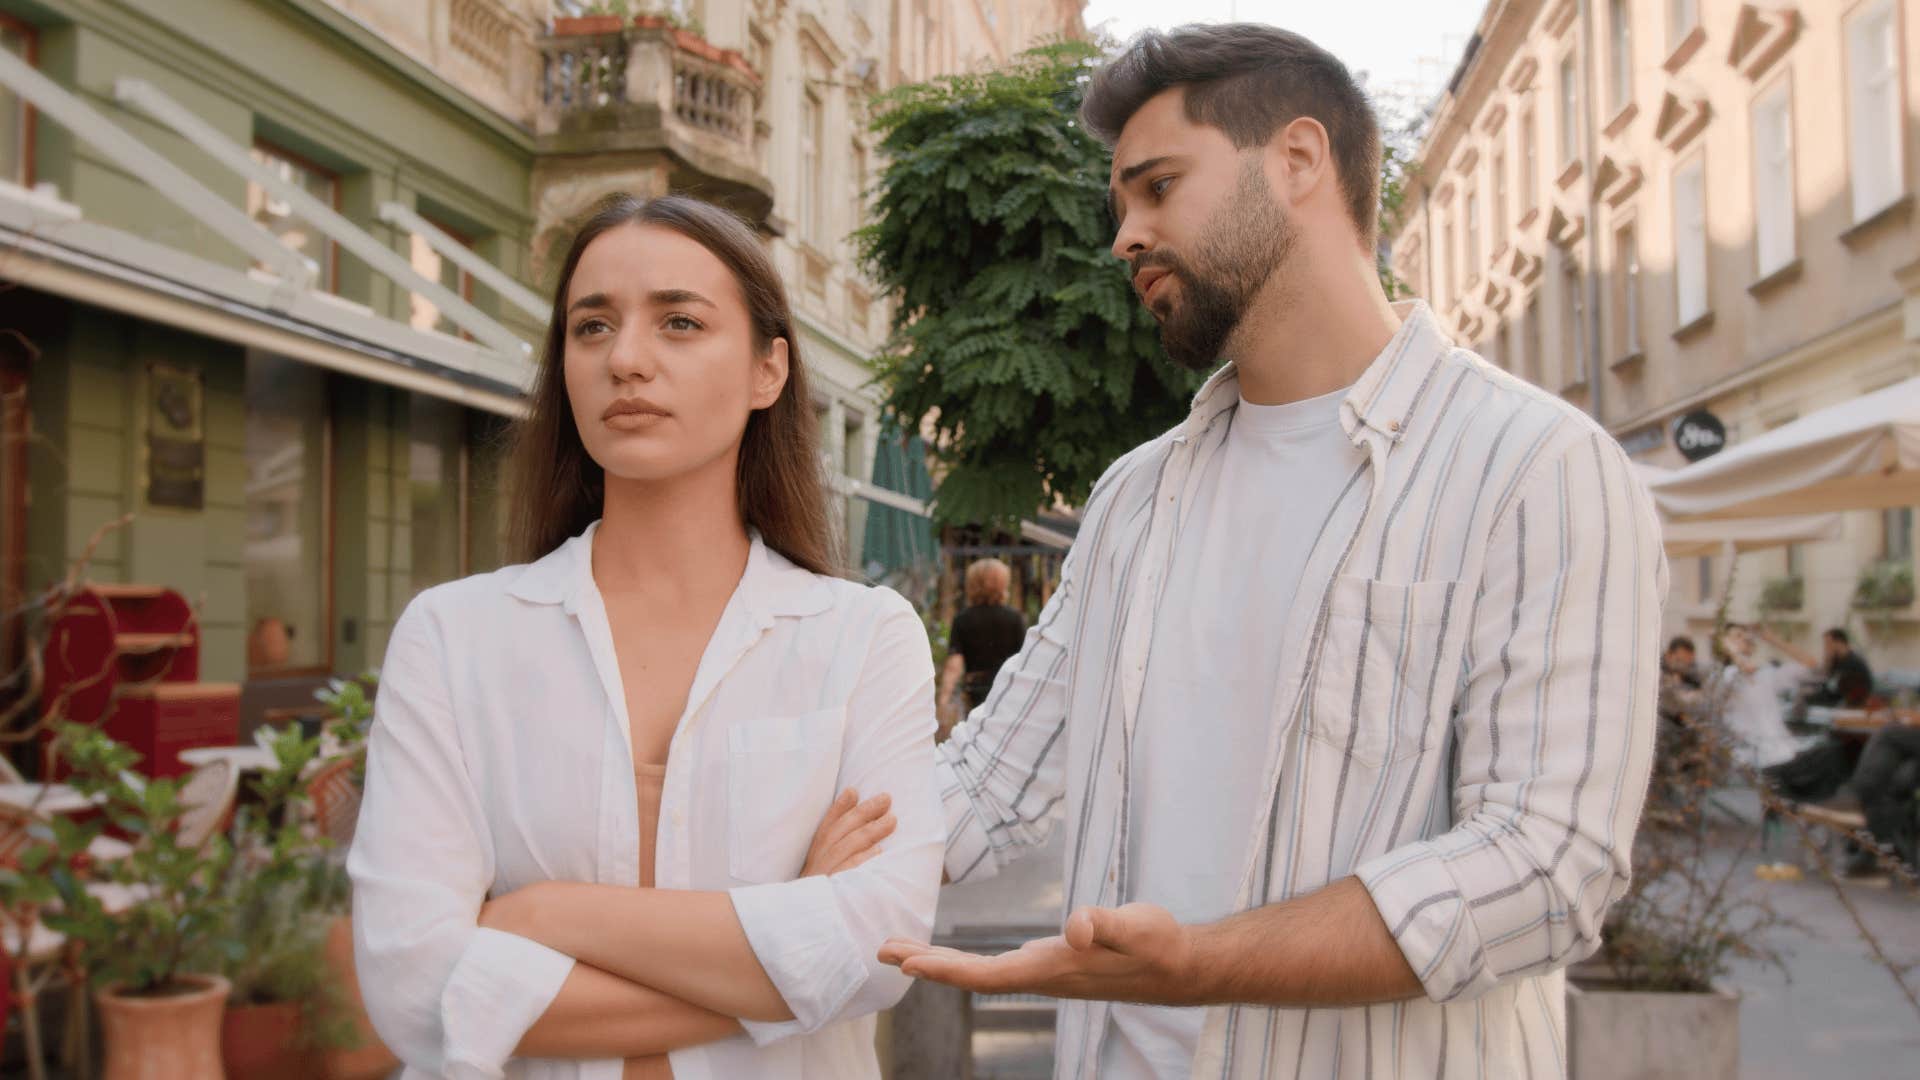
[877,903,1205,1005]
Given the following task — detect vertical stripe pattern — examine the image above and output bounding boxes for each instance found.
[934,303,1666,1078]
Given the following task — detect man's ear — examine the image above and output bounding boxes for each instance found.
[1267,115,1332,208]
[752,337,791,410]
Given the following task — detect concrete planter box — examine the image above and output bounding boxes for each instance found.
[1566,981,1740,1080]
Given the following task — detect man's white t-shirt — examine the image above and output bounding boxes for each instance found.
[1103,385,1365,1078]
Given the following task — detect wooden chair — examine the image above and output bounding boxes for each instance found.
[174,758,238,851]
[307,755,362,851]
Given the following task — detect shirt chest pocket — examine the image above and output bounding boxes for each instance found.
[726,706,847,883]
[1307,575,1463,768]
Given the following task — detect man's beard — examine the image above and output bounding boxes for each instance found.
[1139,158,1297,371]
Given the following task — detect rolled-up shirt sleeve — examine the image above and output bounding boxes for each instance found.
[1358,434,1666,1004]
[729,589,943,1045]
[348,597,575,1077]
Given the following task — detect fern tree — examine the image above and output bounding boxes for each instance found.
[858,42,1206,529]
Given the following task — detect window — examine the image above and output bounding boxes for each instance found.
[1561,257,1587,384]
[1608,0,1633,115]
[248,142,339,291]
[1524,292,1544,385]
[1558,53,1581,168]
[1521,107,1539,211]
[1613,223,1640,358]
[1698,555,1714,602]
[244,352,331,675]
[1670,0,1699,48]
[799,92,824,244]
[850,141,869,239]
[410,394,468,597]
[1435,212,1451,308]
[1463,185,1480,280]
[1752,81,1796,277]
[1887,508,1916,563]
[1786,543,1804,578]
[1674,156,1708,326]
[0,17,35,186]
[1493,148,1510,249]
[1495,320,1512,373]
[407,219,476,339]
[1846,0,1903,223]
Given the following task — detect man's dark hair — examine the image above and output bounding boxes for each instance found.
[1824,627,1851,647]
[1081,23,1384,248]
[1666,635,1696,655]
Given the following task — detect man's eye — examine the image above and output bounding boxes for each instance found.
[1150,176,1174,197]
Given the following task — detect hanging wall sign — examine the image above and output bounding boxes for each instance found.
[147,362,205,510]
[1671,409,1727,463]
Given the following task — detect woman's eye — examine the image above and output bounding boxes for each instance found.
[573,318,610,337]
[664,314,702,332]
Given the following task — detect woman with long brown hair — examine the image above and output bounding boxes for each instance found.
[349,194,942,1078]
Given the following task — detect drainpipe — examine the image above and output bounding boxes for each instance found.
[1578,0,1608,425]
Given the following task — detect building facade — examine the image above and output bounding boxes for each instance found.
[0,0,1081,730]
[1390,0,1920,668]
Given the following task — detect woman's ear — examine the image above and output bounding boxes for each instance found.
[752,337,790,410]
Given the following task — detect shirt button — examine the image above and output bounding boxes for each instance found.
[1389,420,1402,432]
[672,811,684,827]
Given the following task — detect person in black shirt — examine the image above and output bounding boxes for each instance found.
[940,558,1027,734]
[1755,624,1875,715]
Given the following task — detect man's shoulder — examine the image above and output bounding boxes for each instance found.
[1436,346,1643,484]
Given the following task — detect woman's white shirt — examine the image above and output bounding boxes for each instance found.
[348,524,943,1079]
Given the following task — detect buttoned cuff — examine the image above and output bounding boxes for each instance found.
[439,927,576,1077]
[729,876,867,1046]
[936,752,1002,885]
[1355,845,1494,1004]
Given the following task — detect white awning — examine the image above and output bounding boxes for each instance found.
[1646,375,1920,521]
[0,46,537,416]
[1659,513,1846,559]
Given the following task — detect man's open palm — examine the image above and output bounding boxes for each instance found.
[877,902,1200,1004]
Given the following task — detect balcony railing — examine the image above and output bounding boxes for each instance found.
[538,21,761,158]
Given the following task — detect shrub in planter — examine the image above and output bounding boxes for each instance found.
[22,724,241,1079]
[1756,574,1804,616]
[1853,560,1917,611]
[212,724,357,1079]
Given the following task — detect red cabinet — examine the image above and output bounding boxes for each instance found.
[38,584,238,778]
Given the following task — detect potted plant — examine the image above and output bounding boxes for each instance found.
[214,724,358,1080]
[1756,574,1804,616]
[552,0,630,36]
[21,723,239,1079]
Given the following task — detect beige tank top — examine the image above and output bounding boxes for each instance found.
[623,763,673,1080]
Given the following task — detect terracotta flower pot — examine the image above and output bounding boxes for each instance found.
[223,1000,319,1080]
[318,914,399,1080]
[96,973,231,1080]
[552,14,623,35]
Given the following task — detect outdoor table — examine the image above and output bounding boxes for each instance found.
[177,745,278,773]
[0,782,95,815]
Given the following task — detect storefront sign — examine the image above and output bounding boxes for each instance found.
[147,362,204,510]
[1671,409,1727,462]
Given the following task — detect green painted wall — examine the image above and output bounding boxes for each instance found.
[5,0,538,688]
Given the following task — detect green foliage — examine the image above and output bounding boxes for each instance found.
[0,722,356,1044]
[10,725,236,994]
[1757,574,1805,615]
[858,42,1207,529]
[1853,560,1916,611]
[213,725,353,1049]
